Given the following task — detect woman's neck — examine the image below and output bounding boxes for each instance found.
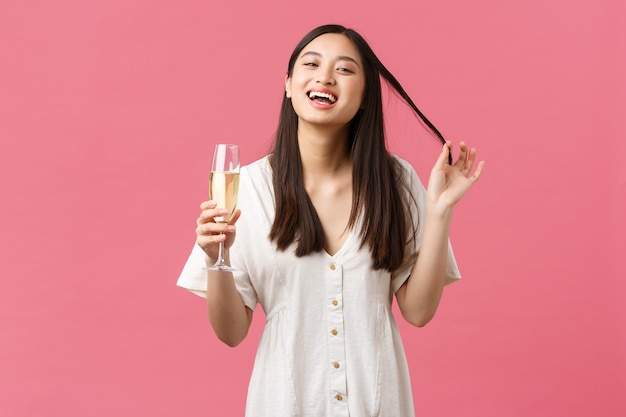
[297,122,351,177]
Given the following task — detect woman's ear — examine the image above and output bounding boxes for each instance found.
[285,74,292,98]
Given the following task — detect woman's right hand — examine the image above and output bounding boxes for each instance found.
[195,200,241,261]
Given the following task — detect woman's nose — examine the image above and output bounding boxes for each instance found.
[316,67,335,85]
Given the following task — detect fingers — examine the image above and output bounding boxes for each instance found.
[197,200,217,224]
[462,145,475,175]
[458,144,485,183]
[433,141,452,171]
[196,219,234,236]
[447,141,484,179]
[196,200,240,232]
[196,201,239,257]
[453,141,468,170]
[469,160,485,183]
[454,141,477,173]
[228,209,242,226]
[199,200,216,210]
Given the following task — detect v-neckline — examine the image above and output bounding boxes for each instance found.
[323,228,355,259]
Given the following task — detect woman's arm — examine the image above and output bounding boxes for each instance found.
[206,267,254,347]
[396,142,484,327]
[196,201,253,346]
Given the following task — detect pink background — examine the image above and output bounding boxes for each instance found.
[1,0,624,416]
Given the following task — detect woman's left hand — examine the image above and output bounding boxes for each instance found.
[427,141,485,211]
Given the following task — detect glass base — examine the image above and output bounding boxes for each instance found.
[203,264,236,272]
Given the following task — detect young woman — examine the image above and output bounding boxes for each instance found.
[177,24,484,417]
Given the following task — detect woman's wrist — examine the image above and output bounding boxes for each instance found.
[425,201,454,223]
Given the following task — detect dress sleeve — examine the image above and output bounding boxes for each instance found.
[390,158,462,293]
[229,236,259,311]
[175,243,209,298]
[175,241,259,310]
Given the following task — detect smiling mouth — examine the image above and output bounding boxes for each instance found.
[308,91,337,104]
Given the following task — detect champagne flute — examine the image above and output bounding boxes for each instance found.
[206,144,240,271]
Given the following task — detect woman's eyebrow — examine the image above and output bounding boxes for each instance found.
[299,51,361,67]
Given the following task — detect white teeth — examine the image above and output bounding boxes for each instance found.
[308,91,337,103]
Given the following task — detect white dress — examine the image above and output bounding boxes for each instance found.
[177,156,461,417]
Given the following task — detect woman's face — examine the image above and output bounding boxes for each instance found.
[285,33,366,130]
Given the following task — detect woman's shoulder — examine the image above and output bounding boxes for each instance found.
[242,155,272,178]
[240,155,274,202]
[390,154,421,182]
[390,154,412,169]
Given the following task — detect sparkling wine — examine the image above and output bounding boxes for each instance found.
[209,171,240,223]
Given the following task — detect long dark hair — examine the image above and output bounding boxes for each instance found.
[269,24,447,271]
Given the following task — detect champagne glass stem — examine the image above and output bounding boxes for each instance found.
[215,237,226,268]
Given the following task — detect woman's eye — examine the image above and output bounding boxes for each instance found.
[303,62,318,67]
[337,67,354,73]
